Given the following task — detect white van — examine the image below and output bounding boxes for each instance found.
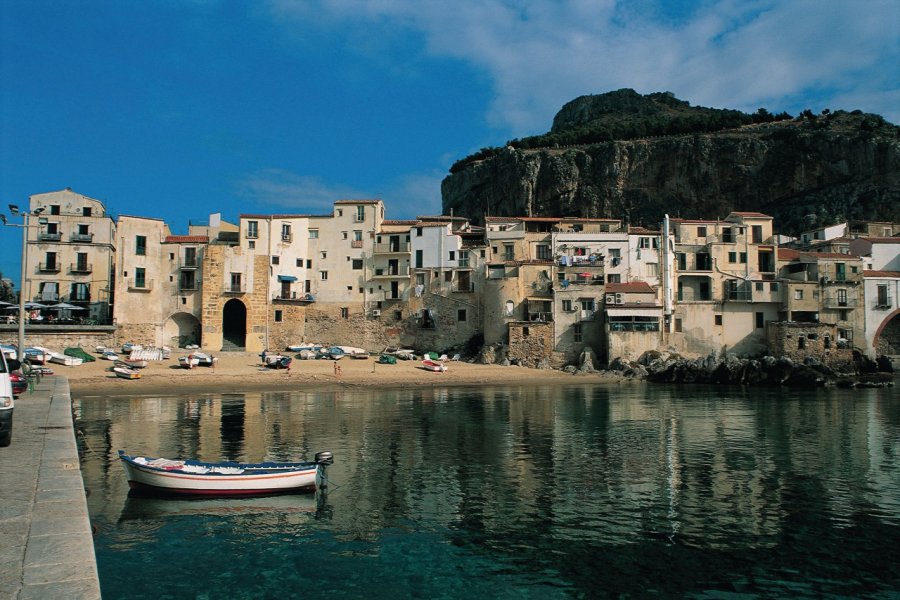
[0,352,15,447]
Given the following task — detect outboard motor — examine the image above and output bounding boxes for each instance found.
[314,451,334,490]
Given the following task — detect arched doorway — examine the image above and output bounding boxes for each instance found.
[874,311,900,355]
[222,299,247,350]
[163,312,202,348]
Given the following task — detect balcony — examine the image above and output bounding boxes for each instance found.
[350,240,363,248]
[453,283,475,293]
[373,265,409,277]
[526,312,553,323]
[373,242,410,253]
[38,232,62,242]
[128,279,153,292]
[281,233,293,243]
[179,258,200,270]
[725,290,753,302]
[70,262,92,274]
[560,275,604,287]
[874,296,893,310]
[70,233,94,243]
[224,285,245,294]
[273,293,315,303]
[823,297,857,309]
[39,262,61,273]
[246,230,258,239]
[179,285,199,293]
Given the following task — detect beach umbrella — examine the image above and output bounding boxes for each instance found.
[24,302,48,309]
[49,302,86,310]
[0,300,13,306]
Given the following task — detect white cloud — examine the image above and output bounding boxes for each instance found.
[268,0,900,129]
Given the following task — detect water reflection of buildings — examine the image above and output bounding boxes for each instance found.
[76,386,899,552]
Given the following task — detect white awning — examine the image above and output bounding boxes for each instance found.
[605,308,661,318]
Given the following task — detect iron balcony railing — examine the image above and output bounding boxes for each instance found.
[128,279,153,291]
[38,232,62,241]
[70,233,94,242]
[70,262,92,273]
[373,242,411,253]
[39,262,61,272]
[373,265,410,277]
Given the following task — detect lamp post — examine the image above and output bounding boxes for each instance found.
[3,204,46,362]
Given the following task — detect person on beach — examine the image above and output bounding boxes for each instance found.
[333,360,341,377]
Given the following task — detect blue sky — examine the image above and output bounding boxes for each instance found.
[1,0,897,288]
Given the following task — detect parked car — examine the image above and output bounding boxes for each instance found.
[10,371,27,397]
[0,354,15,446]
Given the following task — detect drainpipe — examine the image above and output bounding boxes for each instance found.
[265,216,272,350]
[662,214,672,332]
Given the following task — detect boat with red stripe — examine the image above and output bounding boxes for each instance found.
[118,450,334,496]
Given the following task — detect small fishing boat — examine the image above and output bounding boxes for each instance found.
[338,346,369,359]
[325,346,345,360]
[24,347,52,364]
[422,359,447,372]
[286,343,322,353]
[49,352,84,367]
[382,346,415,360]
[191,352,217,367]
[116,359,148,370]
[112,366,142,380]
[117,450,334,496]
[264,354,292,369]
[178,355,200,369]
[101,350,120,361]
[65,347,96,362]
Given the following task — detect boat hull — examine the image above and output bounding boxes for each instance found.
[119,452,320,496]
[422,359,447,372]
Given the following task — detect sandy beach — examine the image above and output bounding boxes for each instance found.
[59,351,625,396]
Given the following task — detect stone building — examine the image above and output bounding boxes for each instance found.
[26,189,116,323]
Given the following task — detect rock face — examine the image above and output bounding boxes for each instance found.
[442,91,900,233]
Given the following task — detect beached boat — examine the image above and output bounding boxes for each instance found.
[339,346,370,359]
[116,358,148,369]
[49,352,83,367]
[324,347,345,360]
[112,366,142,380]
[117,450,334,496]
[1,344,18,360]
[422,359,447,372]
[382,346,415,360]
[24,347,52,364]
[101,350,120,361]
[287,343,322,353]
[178,355,200,369]
[264,354,292,369]
[191,352,217,367]
[65,347,96,362]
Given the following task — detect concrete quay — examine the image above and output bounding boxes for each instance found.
[0,375,101,599]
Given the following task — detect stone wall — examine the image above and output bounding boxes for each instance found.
[115,323,161,348]
[268,302,306,351]
[767,321,854,369]
[507,321,553,367]
[0,325,116,352]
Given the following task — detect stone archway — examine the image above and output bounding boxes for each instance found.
[222,298,247,350]
[163,312,202,348]
[873,309,900,355]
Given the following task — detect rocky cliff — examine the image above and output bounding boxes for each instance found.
[442,90,900,232]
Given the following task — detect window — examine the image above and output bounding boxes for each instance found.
[697,226,707,237]
[798,337,806,350]
[755,312,764,329]
[78,224,89,235]
[676,253,686,270]
[770,282,779,292]
[574,324,583,343]
[459,250,470,267]
[646,263,659,277]
[503,245,515,260]
[309,229,319,239]
[247,221,258,238]
[876,284,890,307]
[752,225,763,243]
[230,273,242,292]
[356,206,365,222]
[135,267,146,288]
[337,209,343,217]
[457,309,467,322]
[341,307,349,319]
[739,252,747,263]
[320,271,328,280]
[755,282,764,292]
[249,241,255,249]
[699,281,710,300]
[675,318,683,332]
[639,237,652,249]
[449,251,456,261]
[271,256,280,265]
[50,205,60,215]
[296,258,303,267]
[444,271,453,282]
[536,244,551,260]
[794,289,803,300]
[275,310,283,323]
[607,274,621,283]
[837,288,848,307]
[353,230,363,242]
[728,251,737,263]
[180,270,196,290]
[281,224,292,241]
[136,235,146,256]
[715,314,723,326]
[839,310,849,321]
[416,227,423,237]
[696,253,711,270]
[342,232,348,240]
[76,252,88,271]
[836,263,846,280]
[352,259,363,270]
[562,299,573,312]
[71,282,89,301]
[320,251,327,259]
[306,260,312,268]
[415,250,423,269]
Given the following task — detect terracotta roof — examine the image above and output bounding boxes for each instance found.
[671,218,719,224]
[863,270,900,277]
[778,248,802,260]
[605,281,656,294]
[416,215,468,221]
[860,237,900,243]
[239,214,314,219]
[380,220,417,226]
[629,227,660,234]
[334,199,381,204]
[164,235,208,244]
[803,251,861,260]
[728,211,772,218]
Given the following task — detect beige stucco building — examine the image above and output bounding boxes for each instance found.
[25,189,116,322]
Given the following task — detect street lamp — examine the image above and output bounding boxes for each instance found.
[3,204,47,362]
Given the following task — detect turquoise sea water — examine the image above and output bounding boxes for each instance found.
[74,383,900,599]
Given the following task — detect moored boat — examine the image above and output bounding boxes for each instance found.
[422,359,447,372]
[117,450,334,496]
[112,366,142,380]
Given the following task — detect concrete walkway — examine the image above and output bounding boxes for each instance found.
[0,375,101,599]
